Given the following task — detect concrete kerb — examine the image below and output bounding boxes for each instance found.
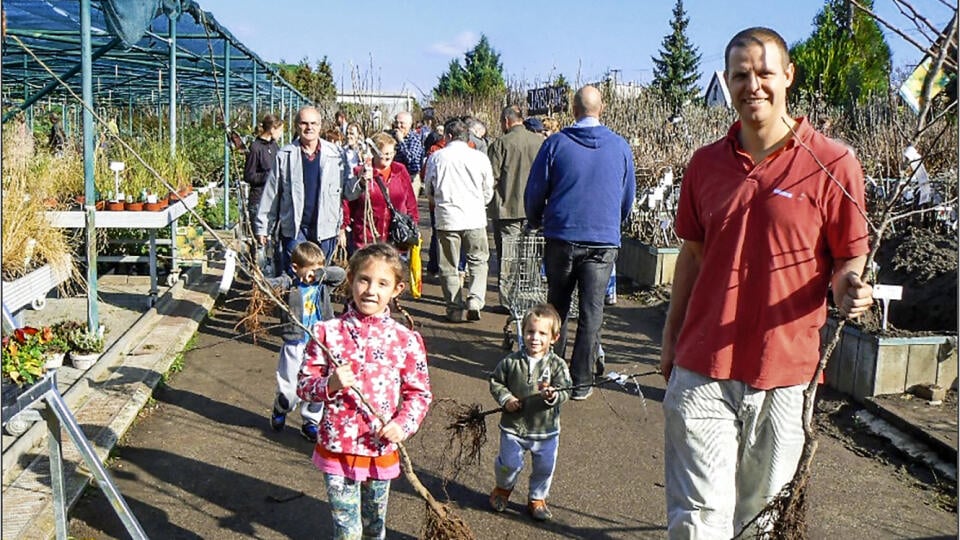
[1,259,225,539]
[863,397,959,464]
[1,265,195,480]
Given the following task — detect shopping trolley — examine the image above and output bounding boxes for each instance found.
[499,230,577,351]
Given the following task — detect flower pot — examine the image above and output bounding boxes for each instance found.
[96,200,106,211]
[69,351,100,370]
[124,201,144,211]
[44,352,65,370]
[43,198,59,209]
[158,198,169,209]
[144,202,162,211]
[106,201,125,211]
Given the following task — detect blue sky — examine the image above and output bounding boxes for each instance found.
[198,0,955,100]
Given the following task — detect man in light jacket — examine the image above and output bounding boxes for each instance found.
[256,106,362,272]
[424,118,495,322]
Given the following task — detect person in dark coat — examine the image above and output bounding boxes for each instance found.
[243,113,284,231]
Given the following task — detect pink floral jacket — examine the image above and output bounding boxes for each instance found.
[297,305,432,456]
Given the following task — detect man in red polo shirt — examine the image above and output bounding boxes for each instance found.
[660,27,874,539]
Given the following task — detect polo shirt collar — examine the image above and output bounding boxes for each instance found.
[725,116,811,161]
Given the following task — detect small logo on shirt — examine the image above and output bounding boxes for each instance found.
[772,188,793,199]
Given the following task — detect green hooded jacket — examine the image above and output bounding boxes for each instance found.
[489,349,571,440]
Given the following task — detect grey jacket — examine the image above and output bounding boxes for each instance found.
[255,138,362,241]
[489,350,571,440]
[487,125,544,220]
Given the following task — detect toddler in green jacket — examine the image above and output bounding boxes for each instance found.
[488,303,571,522]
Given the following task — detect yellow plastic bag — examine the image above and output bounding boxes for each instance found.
[409,237,423,298]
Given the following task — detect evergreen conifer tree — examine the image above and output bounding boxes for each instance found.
[651,0,702,114]
[434,35,506,98]
[790,0,891,108]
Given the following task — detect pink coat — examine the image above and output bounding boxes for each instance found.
[297,305,432,456]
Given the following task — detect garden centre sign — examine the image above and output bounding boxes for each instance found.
[527,86,568,115]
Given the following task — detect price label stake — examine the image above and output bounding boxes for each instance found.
[872,284,903,331]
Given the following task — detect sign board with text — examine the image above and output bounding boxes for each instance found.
[527,86,568,116]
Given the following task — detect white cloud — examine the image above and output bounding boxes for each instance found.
[428,31,479,57]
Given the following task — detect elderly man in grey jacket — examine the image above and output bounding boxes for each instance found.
[256,106,362,273]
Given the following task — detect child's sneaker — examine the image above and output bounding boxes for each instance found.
[269,409,286,432]
[488,487,511,512]
[300,422,319,443]
[528,499,553,521]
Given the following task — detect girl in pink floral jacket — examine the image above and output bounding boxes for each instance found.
[297,243,432,538]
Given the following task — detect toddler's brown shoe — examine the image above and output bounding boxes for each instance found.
[528,499,553,521]
[489,487,511,512]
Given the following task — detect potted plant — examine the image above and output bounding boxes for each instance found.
[42,326,68,370]
[144,192,162,211]
[2,327,48,390]
[65,325,104,371]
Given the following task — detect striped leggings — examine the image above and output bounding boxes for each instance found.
[663,366,805,540]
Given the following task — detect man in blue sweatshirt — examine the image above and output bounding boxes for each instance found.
[524,85,636,400]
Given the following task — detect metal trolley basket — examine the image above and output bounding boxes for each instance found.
[500,231,577,350]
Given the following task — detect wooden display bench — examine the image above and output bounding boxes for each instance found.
[2,259,73,319]
[45,193,198,305]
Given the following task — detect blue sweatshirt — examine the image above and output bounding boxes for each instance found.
[524,123,636,246]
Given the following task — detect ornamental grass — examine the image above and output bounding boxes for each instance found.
[1,120,78,280]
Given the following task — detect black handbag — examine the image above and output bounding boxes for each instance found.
[373,175,420,249]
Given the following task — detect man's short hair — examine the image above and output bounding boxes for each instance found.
[724,27,791,71]
[290,241,325,268]
[444,118,469,141]
[501,105,523,123]
[465,116,486,137]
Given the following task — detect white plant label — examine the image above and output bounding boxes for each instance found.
[873,284,903,301]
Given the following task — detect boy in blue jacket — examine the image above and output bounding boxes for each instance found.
[267,241,345,441]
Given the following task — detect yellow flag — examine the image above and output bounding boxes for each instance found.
[899,56,950,114]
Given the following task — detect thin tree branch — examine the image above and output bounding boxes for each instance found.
[893,0,943,42]
[782,117,876,234]
[885,196,959,224]
[850,0,958,71]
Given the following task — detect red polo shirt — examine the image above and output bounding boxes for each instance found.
[674,118,869,389]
